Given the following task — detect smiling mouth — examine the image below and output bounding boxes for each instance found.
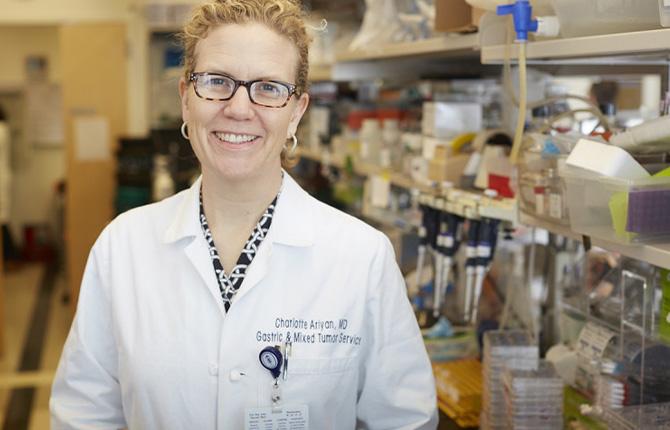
[213,132,260,144]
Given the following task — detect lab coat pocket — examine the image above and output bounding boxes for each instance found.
[280,355,359,425]
[288,355,357,375]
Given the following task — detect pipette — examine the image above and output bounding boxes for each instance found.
[470,217,500,324]
[463,219,481,320]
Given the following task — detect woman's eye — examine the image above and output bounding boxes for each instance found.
[210,78,229,86]
[259,83,280,94]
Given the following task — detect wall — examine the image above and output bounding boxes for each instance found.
[0,26,64,245]
[0,0,131,24]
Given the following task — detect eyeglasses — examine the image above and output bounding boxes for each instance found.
[189,72,297,108]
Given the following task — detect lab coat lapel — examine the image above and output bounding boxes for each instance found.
[163,177,226,316]
[230,172,314,304]
[184,236,226,316]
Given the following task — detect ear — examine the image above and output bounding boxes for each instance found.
[286,92,310,138]
[179,77,190,123]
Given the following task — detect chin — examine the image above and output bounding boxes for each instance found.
[210,157,280,182]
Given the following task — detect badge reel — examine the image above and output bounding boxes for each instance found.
[245,342,308,430]
[259,345,283,408]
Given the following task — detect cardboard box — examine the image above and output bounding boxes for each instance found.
[435,0,486,33]
[422,102,483,139]
[428,154,470,183]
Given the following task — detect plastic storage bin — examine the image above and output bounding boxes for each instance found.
[562,166,670,244]
[550,0,660,37]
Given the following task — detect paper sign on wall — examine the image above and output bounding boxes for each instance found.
[25,82,64,147]
[74,116,110,161]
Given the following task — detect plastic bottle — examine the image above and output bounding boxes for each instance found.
[359,119,381,163]
[380,119,400,168]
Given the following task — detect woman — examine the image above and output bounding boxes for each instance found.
[50,1,437,428]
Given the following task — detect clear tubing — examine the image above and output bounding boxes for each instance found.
[510,41,527,164]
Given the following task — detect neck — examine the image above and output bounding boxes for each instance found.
[200,168,283,234]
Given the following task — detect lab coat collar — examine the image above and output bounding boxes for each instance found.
[163,176,202,244]
[162,172,314,247]
[271,171,314,247]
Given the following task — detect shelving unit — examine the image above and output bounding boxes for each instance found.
[308,63,333,82]
[481,28,670,64]
[299,147,435,193]
[520,213,670,270]
[336,33,479,62]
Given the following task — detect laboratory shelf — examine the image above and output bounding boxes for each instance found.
[308,63,332,82]
[520,213,670,270]
[481,28,670,64]
[336,33,479,62]
[519,212,580,240]
[298,147,435,193]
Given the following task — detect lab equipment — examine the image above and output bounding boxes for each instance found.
[502,361,564,430]
[565,139,649,180]
[562,166,670,244]
[463,219,481,321]
[602,402,670,430]
[550,0,660,37]
[610,115,670,154]
[433,205,449,317]
[433,358,483,428]
[433,211,465,317]
[415,196,439,297]
[470,216,500,324]
[481,330,539,430]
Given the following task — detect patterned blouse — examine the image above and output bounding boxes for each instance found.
[199,189,279,312]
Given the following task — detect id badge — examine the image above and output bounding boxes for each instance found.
[244,405,309,430]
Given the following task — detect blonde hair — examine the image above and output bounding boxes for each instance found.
[180,0,309,168]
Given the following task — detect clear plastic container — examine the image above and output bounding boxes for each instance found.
[550,0,661,37]
[562,166,670,244]
[661,0,670,27]
[517,135,570,225]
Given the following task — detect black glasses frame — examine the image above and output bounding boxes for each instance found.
[189,72,297,108]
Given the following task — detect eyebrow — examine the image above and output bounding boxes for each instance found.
[200,68,289,83]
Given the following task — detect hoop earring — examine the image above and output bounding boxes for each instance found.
[288,134,298,154]
[181,122,189,140]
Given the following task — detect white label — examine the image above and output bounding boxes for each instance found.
[664,0,670,7]
[476,244,491,258]
[245,405,309,430]
[549,193,562,219]
[576,322,615,361]
[535,193,545,216]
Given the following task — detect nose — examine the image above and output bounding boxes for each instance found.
[223,85,254,120]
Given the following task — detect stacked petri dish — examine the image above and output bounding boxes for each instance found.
[502,360,564,429]
[480,330,539,430]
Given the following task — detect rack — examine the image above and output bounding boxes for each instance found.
[336,34,479,62]
[308,64,333,82]
[481,29,670,64]
[520,213,670,271]
[299,147,435,193]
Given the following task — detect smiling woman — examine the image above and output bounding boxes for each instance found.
[50,1,438,429]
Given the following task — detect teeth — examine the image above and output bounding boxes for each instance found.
[215,132,257,143]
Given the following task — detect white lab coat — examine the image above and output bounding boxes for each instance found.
[50,173,438,429]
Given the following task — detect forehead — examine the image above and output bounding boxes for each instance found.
[194,22,299,82]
